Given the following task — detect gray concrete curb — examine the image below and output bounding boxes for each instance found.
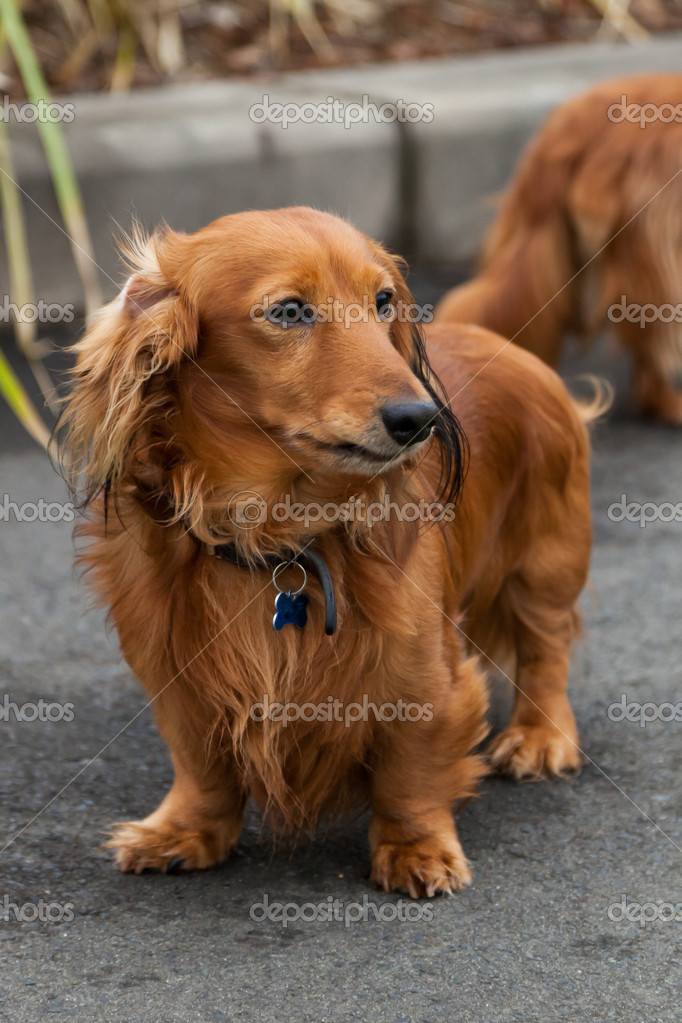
[3,35,682,309]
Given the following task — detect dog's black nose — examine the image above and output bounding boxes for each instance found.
[380,400,437,447]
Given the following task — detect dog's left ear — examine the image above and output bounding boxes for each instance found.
[58,226,199,503]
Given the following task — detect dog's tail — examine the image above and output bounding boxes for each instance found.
[570,374,614,427]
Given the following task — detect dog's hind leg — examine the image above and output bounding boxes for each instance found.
[488,603,583,780]
[598,202,682,425]
[487,404,592,780]
[630,344,682,426]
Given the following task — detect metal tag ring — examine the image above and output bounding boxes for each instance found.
[272,560,307,597]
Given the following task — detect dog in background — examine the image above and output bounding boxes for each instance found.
[60,207,598,896]
[435,74,682,424]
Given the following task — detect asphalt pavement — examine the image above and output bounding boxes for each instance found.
[0,286,680,1022]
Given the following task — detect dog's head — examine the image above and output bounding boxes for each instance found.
[60,207,466,545]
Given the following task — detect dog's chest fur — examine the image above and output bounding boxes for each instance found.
[92,519,435,830]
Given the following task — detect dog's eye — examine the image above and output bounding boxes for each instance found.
[376,291,394,320]
[266,298,316,328]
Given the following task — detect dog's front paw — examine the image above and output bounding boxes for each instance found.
[104,819,238,874]
[488,724,582,780]
[370,836,473,898]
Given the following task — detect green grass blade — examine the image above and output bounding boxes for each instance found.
[0,113,37,358]
[0,0,102,319]
[0,345,50,449]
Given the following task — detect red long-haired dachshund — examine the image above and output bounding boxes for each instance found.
[436,73,682,424]
[61,207,598,897]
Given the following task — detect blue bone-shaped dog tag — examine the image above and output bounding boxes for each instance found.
[273,590,309,631]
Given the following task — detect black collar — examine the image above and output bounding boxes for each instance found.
[207,541,337,636]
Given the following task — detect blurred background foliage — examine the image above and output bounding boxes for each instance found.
[2,0,682,97]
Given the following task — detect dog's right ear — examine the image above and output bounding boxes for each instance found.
[58,226,198,503]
